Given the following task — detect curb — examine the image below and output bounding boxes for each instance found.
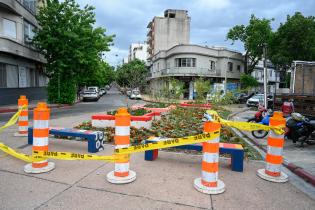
[229,108,315,187]
[0,103,75,114]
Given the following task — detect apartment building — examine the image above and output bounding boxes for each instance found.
[148,44,244,99]
[0,0,47,105]
[251,60,280,94]
[147,9,190,57]
[128,42,148,65]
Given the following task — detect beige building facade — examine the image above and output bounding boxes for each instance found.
[147,9,190,57]
[148,44,244,99]
[0,0,47,105]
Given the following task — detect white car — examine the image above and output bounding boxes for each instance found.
[82,89,99,101]
[246,94,273,107]
[129,90,142,100]
[87,86,100,98]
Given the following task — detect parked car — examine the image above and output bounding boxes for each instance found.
[234,93,248,103]
[246,94,273,107]
[100,88,107,96]
[82,89,99,101]
[87,86,100,98]
[129,89,142,100]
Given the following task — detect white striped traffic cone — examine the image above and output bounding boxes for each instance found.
[257,111,288,182]
[107,108,136,184]
[14,95,28,137]
[194,121,225,194]
[24,102,55,174]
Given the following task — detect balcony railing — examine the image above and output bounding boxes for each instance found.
[160,67,218,77]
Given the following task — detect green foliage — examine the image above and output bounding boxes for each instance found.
[79,62,115,87]
[144,103,168,108]
[195,78,210,103]
[240,73,259,89]
[47,76,76,104]
[115,59,148,89]
[269,12,315,69]
[227,15,273,73]
[34,0,114,103]
[169,78,185,101]
[107,108,150,116]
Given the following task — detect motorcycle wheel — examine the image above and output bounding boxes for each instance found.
[252,130,269,139]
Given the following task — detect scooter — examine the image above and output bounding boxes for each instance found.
[247,105,267,123]
[285,113,315,147]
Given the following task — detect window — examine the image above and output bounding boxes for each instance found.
[210,61,215,70]
[0,63,6,87]
[23,0,36,14]
[6,64,19,88]
[228,62,233,71]
[269,70,273,77]
[175,58,196,67]
[3,19,17,39]
[24,21,35,44]
[237,65,241,71]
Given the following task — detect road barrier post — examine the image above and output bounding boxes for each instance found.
[257,111,288,182]
[194,120,225,194]
[14,95,28,137]
[24,102,55,173]
[107,108,136,184]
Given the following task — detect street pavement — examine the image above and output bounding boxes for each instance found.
[0,96,314,209]
[0,86,140,123]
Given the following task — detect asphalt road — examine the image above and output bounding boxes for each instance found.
[0,87,142,123]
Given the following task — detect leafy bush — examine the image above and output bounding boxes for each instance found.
[195,78,210,103]
[107,108,151,116]
[144,103,168,108]
[47,77,76,104]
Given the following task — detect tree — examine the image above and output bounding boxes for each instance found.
[269,12,315,70]
[240,73,259,89]
[227,15,273,74]
[34,0,114,104]
[195,78,210,103]
[115,59,148,89]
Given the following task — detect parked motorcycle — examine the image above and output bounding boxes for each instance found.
[247,106,269,138]
[285,113,315,146]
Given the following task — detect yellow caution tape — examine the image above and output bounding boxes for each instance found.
[0,143,33,162]
[32,151,129,162]
[0,105,26,133]
[206,110,285,135]
[0,142,129,163]
[115,131,220,155]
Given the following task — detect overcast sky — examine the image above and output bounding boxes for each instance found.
[77,0,315,66]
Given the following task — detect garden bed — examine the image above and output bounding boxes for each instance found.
[78,106,262,160]
[131,103,175,115]
[91,108,161,129]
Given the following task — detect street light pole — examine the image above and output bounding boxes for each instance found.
[225,57,229,94]
[263,43,268,109]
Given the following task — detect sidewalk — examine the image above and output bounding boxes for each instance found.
[231,107,315,187]
[0,109,314,209]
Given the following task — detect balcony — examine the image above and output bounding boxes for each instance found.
[160,67,218,77]
[0,36,45,63]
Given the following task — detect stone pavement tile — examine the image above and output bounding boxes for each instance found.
[38,186,203,210]
[0,171,69,210]
[0,126,30,148]
[0,139,116,185]
[211,160,315,210]
[77,151,217,209]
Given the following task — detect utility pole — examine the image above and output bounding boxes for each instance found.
[263,43,268,109]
